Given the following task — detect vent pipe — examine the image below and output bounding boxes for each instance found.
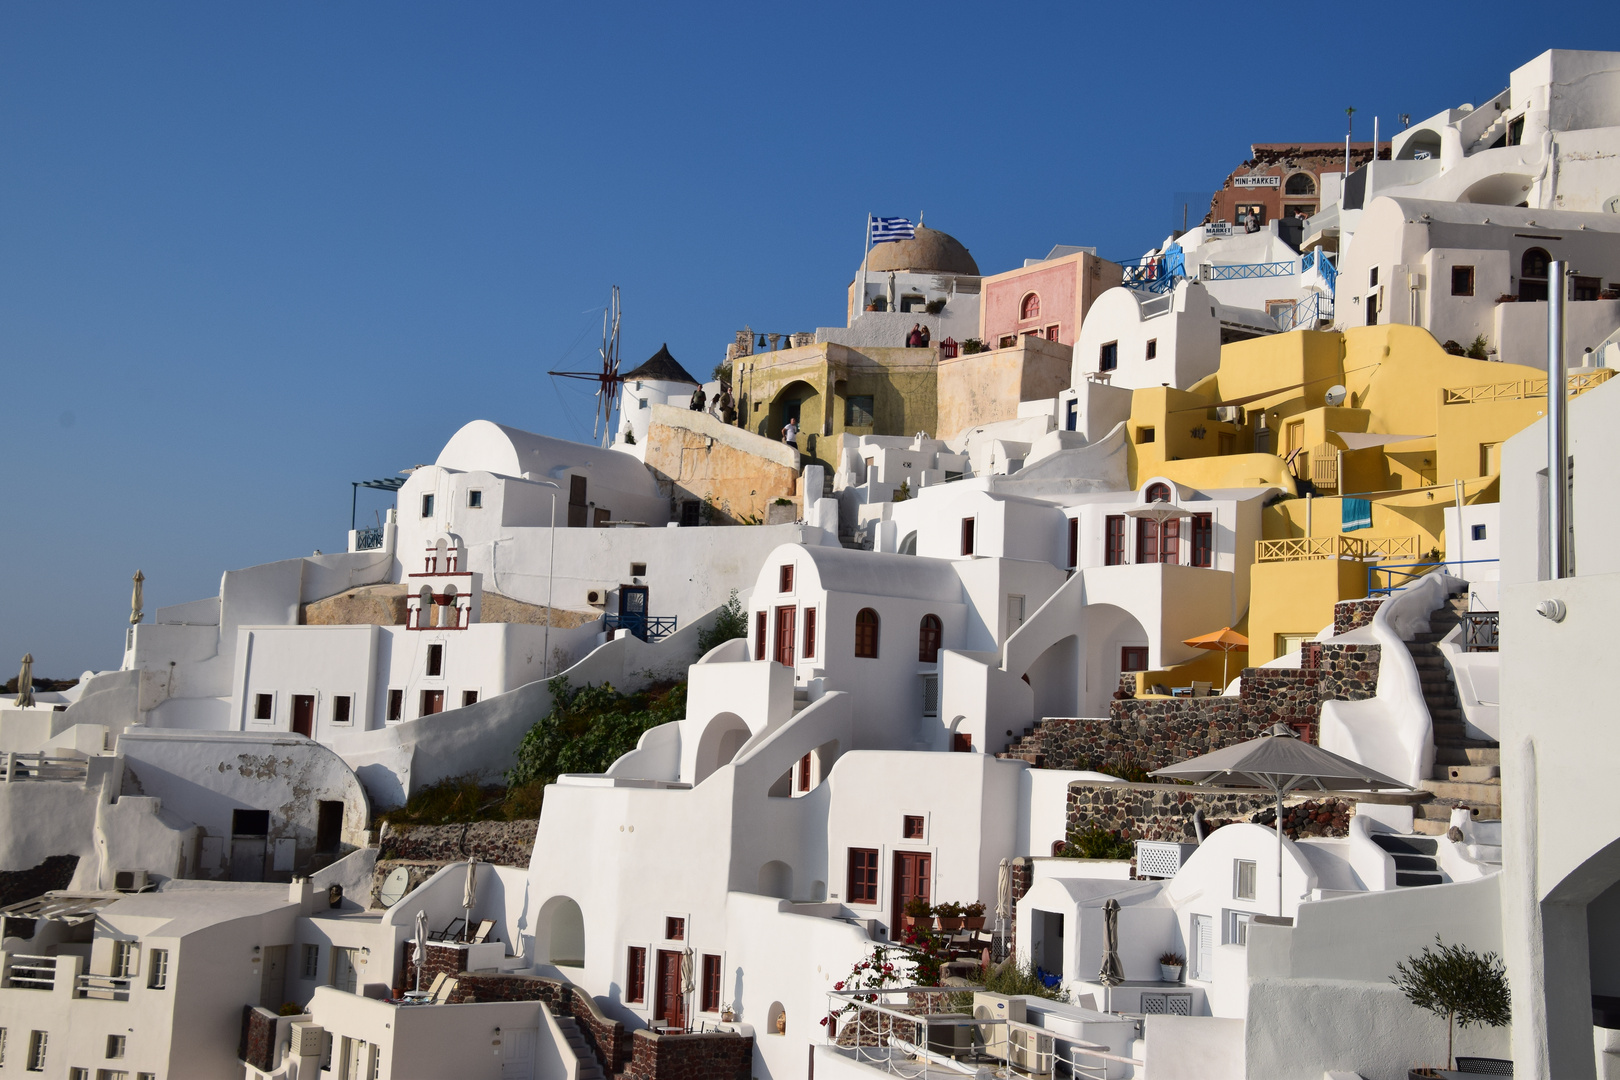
[1547,260,1570,579]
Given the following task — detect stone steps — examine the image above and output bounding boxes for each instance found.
[1435,745,1499,766]
[555,1017,606,1080]
[1419,777,1502,804]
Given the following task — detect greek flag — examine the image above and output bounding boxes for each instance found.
[869,216,916,244]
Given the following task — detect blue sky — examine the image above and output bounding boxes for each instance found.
[2,3,1610,675]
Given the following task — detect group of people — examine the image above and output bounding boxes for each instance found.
[689,383,738,426]
[905,322,932,348]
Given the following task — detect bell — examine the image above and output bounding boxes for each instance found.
[757,334,768,348]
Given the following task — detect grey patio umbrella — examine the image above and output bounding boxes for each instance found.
[1098,898,1124,1013]
[130,570,145,626]
[413,909,429,993]
[681,946,696,1032]
[1151,724,1408,916]
[1123,500,1194,526]
[14,654,33,708]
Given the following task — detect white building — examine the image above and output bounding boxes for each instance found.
[613,344,702,455]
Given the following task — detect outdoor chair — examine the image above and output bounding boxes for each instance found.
[429,917,466,942]
[431,976,459,1004]
[1191,681,1214,697]
[471,919,497,943]
[1453,1059,1513,1076]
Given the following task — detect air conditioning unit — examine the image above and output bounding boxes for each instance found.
[113,869,150,893]
[585,588,607,607]
[289,1021,325,1058]
[1134,841,1199,879]
[1215,406,1244,425]
[973,992,1026,1060]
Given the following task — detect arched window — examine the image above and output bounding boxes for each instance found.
[1020,293,1041,320]
[855,608,880,658]
[1285,172,1316,195]
[1144,482,1172,503]
[918,615,943,663]
[1520,247,1551,301]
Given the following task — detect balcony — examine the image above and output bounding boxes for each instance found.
[353,526,385,551]
[2,753,89,783]
[603,612,678,642]
[1202,259,1297,281]
[1257,535,1411,563]
[76,973,132,1001]
[1440,367,1613,405]
[1462,611,1499,652]
[5,955,57,990]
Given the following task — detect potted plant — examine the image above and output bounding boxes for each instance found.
[1159,951,1184,983]
[935,902,965,931]
[1390,936,1511,1078]
[963,902,986,931]
[903,897,934,930]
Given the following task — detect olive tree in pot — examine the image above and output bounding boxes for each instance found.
[1390,935,1510,1078]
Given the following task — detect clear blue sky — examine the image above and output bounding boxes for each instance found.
[2,3,1608,675]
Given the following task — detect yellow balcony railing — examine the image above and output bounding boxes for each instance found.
[1440,367,1613,405]
[1255,534,1421,563]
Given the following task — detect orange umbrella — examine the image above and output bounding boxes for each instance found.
[1182,627,1249,689]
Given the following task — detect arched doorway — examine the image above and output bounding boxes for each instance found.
[768,380,821,443]
[537,896,585,967]
[1520,247,1551,302]
[692,712,752,785]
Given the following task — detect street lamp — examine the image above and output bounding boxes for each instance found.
[530,480,564,678]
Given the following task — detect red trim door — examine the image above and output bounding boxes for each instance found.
[891,850,932,934]
[656,950,685,1031]
[291,695,315,737]
[775,606,796,666]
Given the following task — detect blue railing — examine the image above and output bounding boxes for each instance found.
[1367,558,1500,597]
[1204,260,1297,281]
[1118,246,1187,295]
[604,613,679,642]
[1301,249,1338,294]
[354,527,385,551]
[1274,293,1335,332]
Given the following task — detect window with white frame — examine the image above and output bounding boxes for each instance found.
[1233,859,1257,901]
[106,1034,127,1059]
[467,489,482,509]
[1190,914,1212,979]
[253,693,273,722]
[112,941,137,979]
[147,949,168,989]
[68,1069,87,1080]
[302,944,320,979]
[1226,910,1251,946]
[331,695,353,725]
[0,1028,6,1067]
[420,493,435,518]
[26,1030,46,1072]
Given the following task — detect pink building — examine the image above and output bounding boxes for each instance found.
[979,250,1122,349]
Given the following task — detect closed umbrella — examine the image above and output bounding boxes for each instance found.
[1098,898,1124,1013]
[130,570,145,626]
[1123,500,1194,526]
[461,859,478,942]
[413,909,429,993]
[680,947,695,1032]
[14,654,33,709]
[1182,627,1249,690]
[1151,724,1408,916]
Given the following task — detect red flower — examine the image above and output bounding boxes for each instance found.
[834,981,845,991]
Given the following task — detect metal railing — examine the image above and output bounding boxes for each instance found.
[1274,292,1334,332]
[1204,260,1297,281]
[3,754,89,783]
[1367,558,1499,597]
[603,613,679,643]
[1440,367,1613,405]
[354,526,385,551]
[1118,254,1185,295]
[1462,611,1500,651]
[1301,249,1338,294]
[6,955,57,990]
[76,974,132,1001]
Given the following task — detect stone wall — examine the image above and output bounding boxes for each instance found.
[379,820,538,867]
[303,584,597,629]
[643,404,800,526]
[1004,644,1380,774]
[0,854,78,908]
[1066,781,1357,844]
[1334,597,1386,635]
[626,1028,754,1080]
[240,1005,277,1071]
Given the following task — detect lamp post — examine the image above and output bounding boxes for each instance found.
[532,481,563,678]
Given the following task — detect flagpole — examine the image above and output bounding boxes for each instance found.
[858,213,872,322]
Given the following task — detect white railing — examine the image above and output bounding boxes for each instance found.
[3,753,89,783]
[76,974,132,1001]
[7,955,57,990]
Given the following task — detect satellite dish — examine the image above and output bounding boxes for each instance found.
[378,866,410,908]
[1324,384,1348,407]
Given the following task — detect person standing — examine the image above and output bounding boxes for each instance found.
[906,323,923,347]
[919,324,931,348]
[782,416,799,446]
[690,385,707,411]
[719,384,736,425]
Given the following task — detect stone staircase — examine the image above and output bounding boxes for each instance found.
[1370,833,1444,887]
[1408,592,1501,836]
[555,1015,606,1080]
[1000,720,1048,768]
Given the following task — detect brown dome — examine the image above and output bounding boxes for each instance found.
[862,226,979,276]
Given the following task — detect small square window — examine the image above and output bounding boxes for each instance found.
[1228,910,1251,946]
[106,1035,126,1059]
[630,562,647,577]
[467,489,483,509]
[902,815,925,840]
[1369,266,1379,287]
[387,689,403,722]
[425,643,444,677]
[302,944,320,979]
[421,493,435,518]
[1471,524,1487,541]
[461,690,479,707]
[233,809,270,835]
[665,917,685,941]
[1099,341,1118,371]
[1145,338,1157,360]
[331,695,352,725]
[998,335,1017,349]
[1136,426,1156,444]
[779,565,794,593]
[1234,859,1257,901]
[1451,265,1475,297]
[253,693,273,721]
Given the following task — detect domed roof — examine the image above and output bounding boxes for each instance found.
[862,226,980,276]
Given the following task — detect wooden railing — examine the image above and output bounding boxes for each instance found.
[1441,367,1613,405]
[1256,535,1421,563]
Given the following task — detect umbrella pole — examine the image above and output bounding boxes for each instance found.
[1276,786,1285,917]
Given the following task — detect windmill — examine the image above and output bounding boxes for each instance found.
[549,286,624,447]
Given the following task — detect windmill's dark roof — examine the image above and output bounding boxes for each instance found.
[622,343,700,385]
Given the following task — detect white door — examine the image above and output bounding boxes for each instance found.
[331,947,360,993]
[501,1028,536,1080]
[1192,915,1212,980]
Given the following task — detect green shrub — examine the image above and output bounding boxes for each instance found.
[1465,334,1489,360]
[1061,827,1136,860]
[507,678,687,790]
[1391,935,1510,1072]
[697,591,748,656]
[977,958,1067,1001]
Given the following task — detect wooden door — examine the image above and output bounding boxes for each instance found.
[655,949,685,1031]
[890,851,932,934]
[260,945,287,1008]
[774,606,796,666]
[291,695,315,737]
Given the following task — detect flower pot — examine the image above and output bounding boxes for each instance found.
[1159,964,1183,983]
[939,917,965,931]
[963,916,985,931]
[1406,1070,1441,1080]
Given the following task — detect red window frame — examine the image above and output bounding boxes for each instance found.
[701,954,722,1013]
[1191,513,1213,568]
[626,946,647,1003]
[779,564,793,593]
[918,614,942,663]
[1136,519,1159,564]
[961,517,976,556]
[1104,515,1125,565]
[803,607,817,660]
[847,848,879,904]
[855,608,880,659]
[1067,516,1079,569]
[903,815,925,839]
[754,610,767,661]
[665,917,685,941]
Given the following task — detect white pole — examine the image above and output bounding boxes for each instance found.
[1276,786,1285,917]
[544,491,556,677]
[1454,477,1467,581]
[858,214,872,322]
[1548,260,1570,579]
